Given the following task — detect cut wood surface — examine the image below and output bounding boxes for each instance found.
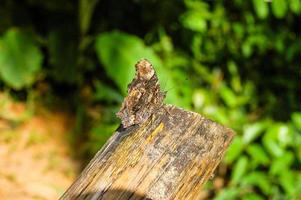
[60,59,234,200]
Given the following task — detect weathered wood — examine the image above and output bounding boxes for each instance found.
[60,59,234,200]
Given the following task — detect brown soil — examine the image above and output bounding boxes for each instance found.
[0,93,78,200]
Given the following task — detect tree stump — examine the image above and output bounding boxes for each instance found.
[60,59,234,200]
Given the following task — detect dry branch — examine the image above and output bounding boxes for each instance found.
[60,59,234,200]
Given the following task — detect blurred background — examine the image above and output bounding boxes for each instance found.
[0,0,301,199]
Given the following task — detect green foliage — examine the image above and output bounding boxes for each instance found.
[79,0,99,35]
[292,112,301,130]
[95,31,162,94]
[272,0,288,18]
[253,0,269,19]
[48,30,79,84]
[0,29,43,89]
[219,114,301,199]
[0,0,301,199]
[180,0,209,32]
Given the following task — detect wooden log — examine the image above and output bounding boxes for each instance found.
[60,59,234,200]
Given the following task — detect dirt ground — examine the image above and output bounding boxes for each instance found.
[0,93,78,200]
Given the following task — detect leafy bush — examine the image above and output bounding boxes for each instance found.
[0,0,301,199]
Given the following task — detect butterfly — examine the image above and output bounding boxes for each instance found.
[116,59,166,128]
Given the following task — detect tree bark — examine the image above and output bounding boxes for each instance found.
[60,59,234,200]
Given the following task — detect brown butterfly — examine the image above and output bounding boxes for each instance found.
[116,59,166,128]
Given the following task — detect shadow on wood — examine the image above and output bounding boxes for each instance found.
[71,189,150,200]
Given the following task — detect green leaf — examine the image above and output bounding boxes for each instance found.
[243,193,264,200]
[292,112,301,130]
[181,1,210,33]
[246,144,270,165]
[270,152,294,175]
[279,170,297,196]
[243,122,267,144]
[227,61,242,92]
[204,105,229,124]
[95,31,162,94]
[0,29,42,89]
[225,136,244,164]
[263,123,292,157]
[272,0,288,18]
[219,84,237,108]
[242,172,271,195]
[263,138,284,157]
[231,156,248,185]
[294,134,301,162]
[290,0,301,14]
[252,0,269,19]
[277,125,293,146]
[214,187,240,200]
[242,40,253,57]
[294,174,301,198]
[79,0,99,34]
[192,89,207,109]
[181,11,207,32]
